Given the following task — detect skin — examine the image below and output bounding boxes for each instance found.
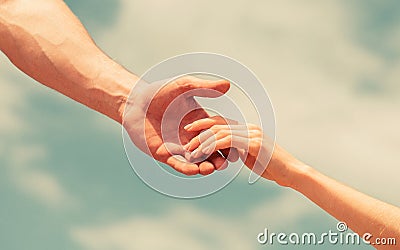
[124,76,239,175]
[185,116,400,249]
[1,0,398,248]
[0,0,236,175]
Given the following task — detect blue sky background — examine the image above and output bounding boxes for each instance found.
[0,0,399,249]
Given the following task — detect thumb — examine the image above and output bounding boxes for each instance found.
[182,77,230,98]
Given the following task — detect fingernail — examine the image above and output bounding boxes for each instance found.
[184,124,192,130]
[201,146,211,155]
[191,146,202,158]
[184,151,192,161]
[191,149,199,158]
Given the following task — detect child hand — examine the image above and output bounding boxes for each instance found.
[184,116,302,187]
[184,116,271,174]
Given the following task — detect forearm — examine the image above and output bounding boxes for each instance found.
[0,0,137,123]
[287,162,400,248]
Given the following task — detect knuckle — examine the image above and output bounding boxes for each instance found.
[248,123,260,130]
[213,116,227,124]
[189,138,198,146]
[175,77,192,90]
[198,131,209,141]
[218,129,230,138]
[250,130,262,137]
[212,125,223,131]
[222,135,232,146]
[250,138,262,147]
[191,121,199,127]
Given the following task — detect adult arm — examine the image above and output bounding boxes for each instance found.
[0,0,134,123]
[0,0,234,174]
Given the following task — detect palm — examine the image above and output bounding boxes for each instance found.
[124,76,231,175]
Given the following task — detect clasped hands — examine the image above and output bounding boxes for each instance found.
[123,76,282,182]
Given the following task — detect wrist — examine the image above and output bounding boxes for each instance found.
[95,61,138,124]
[111,72,138,124]
[264,145,313,188]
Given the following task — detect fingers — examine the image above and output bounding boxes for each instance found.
[202,135,251,159]
[184,128,216,152]
[184,125,248,151]
[184,116,238,132]
[164,114,262,176]
[198,161,215,175]
[164,142,186,156]
[190,129,250,158]
[185,124,255,152]
[164,146,234,176]
[167,154,224,176]
[220,148,240,162]
[163,143,217,176]
[167,155,200,176]
[207,151,228,170]
[177,77,230,98]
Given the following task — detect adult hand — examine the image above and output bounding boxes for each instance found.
[123,76,239,176]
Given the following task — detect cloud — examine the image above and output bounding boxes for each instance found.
[71,190,312,250]
[0,53,77,209]
[15,168,76,207]
[8,144,78,208]
[99,0,400,198]
[249,190,315,227]
[71,207,249,250]
[1,0,398,248]
[70,0,400,247]
[0,55,27,136]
